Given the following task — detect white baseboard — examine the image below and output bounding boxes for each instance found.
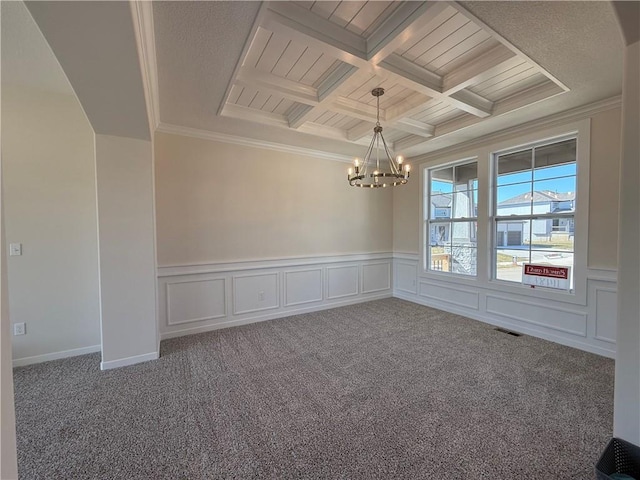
[161,292,392,340]
[100,351,159,370]
[13,344,101,368]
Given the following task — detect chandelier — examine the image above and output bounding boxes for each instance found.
[347,87,410,188]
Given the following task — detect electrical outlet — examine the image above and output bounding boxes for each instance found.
[258,291,265,301]
[13,323,26,336]
[9,243,22,256]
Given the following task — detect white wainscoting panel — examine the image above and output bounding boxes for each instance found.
[327,265,359,299]
[393,255,616,358]
[362,262,391,294]
[395,262,417,294]
[284,268,323,307]
[233,272,279,315]
[485,295,587,336]
[593,286,617,343]
[419,280,480,310]
[166,278,226,325]
[158,253,393,339]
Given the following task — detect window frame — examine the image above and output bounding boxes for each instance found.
[491,134,578,289]
[418,118,590,306]
[425,158,479,277]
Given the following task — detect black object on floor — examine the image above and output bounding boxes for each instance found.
[596,437,640,480]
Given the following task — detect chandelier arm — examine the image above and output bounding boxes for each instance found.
[376,132,381,171]
[362,132,377,177]
[379,133,399,175]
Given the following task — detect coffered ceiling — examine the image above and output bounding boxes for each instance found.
[149,1,622,159]
[5,1,623,157]
[220,1,567,154]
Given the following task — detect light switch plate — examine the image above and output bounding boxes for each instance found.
[9,243,22,256]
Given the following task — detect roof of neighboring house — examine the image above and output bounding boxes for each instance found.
[430,191,452,208]
[498,190,575,206]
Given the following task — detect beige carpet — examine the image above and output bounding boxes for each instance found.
[13,298,613,479]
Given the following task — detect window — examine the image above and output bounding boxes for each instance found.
[493,137,576,287]
[426,160,478,276]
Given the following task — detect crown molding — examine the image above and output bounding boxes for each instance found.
[156,123,355,163]
[130,0,160,132]
[156,95,620,166]
[410,95,622,163]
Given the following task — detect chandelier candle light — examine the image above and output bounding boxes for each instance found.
[347,87,410,188]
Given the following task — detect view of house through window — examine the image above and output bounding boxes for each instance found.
[493,137,576,287]
[427,160,478,276]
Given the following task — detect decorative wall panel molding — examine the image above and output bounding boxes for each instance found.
[419,280,480,310]
[395,261,418,294]
[591,284,617,343]
[158,253,393,339]
[232,272,280,315]
[393,257,617,358]
[326,264,359,299]
[284,268,323,307]
[361,262,391,294]
[166,278,226,326]
[485,294,587,337]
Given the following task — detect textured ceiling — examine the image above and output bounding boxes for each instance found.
[153,1,261,130]
[1,1,73,96]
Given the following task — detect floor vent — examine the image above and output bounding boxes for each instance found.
[494,327,522,337]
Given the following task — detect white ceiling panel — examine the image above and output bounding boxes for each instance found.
[413,21,483,68]
[309,1,341,19]
[434,37,500,75]
[398,8,465,60]
[349,2,398,37]
[255,32,290,73]
[301,54,340,86]
[424,29,492,72]
[483,73,550,103]
[328,2,367,29]
[262,95,288,114]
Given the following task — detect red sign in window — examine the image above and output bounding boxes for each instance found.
[523,264,569,279]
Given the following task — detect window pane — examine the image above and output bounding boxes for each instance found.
[497,149,532,186]
[430,194,452,219]
[496,183,532,216]
[451,246,477,276]
[451,221,477,246]
[534,139,576,170]
[495,220,530,282]
[431,167,453,194]
[496,219,530,247]
[532,178,576,213]
[455,163,477,190]
[529,217,575,249]
[452,190,477,218]
[430,246,451,272]
[429,222,450,246]
[534,162,576,181]
[428,160,477,276]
